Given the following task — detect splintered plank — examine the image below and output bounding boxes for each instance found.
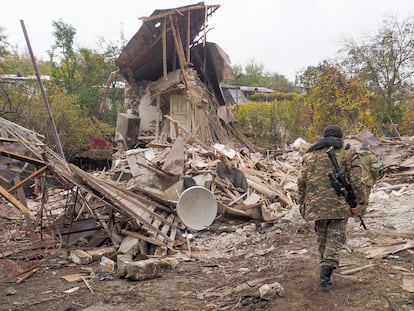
[0,185,37,224]
[141,206,163,237]
[144,208,178,249]
[339,263,377,275]
[365,240,414,259]
[69,164,177,247]
[98,185,173,243]
[159,213,178,249]
[121,229,165,247]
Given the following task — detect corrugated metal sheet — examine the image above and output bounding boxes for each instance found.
[116,2,220,81]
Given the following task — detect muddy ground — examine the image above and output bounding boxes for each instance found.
[1,183,414,311]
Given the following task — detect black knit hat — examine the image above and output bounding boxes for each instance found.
[323,125,343,138]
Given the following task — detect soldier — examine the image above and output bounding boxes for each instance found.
[298,125,366,292]
[358,142,382,214]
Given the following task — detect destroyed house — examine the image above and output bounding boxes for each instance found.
[0,3,267,282]
[114,2,238,148]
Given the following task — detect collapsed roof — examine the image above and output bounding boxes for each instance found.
[115,2,233,84]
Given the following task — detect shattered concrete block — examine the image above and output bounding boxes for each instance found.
[70,249,92,265]
[259,282,285,300]
[125,258,162,281]
[100,255,116,273]
[117,254,133,278]
[118,236,139,255]
[86,246,116,261]
[159,257,179,270]
[154,246,168,257]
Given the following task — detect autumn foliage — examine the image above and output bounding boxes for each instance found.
[232,63,376,147]
[302,63,375,139]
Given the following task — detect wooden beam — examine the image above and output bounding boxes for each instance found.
[169,14,189,86]
[0,149,46,166]
[7,165,47,193]
[139,4,220,22]
[0,137,18,143]
[121,229,165,247]
[164,115,210,150]
[174,18,186,66]
[155,94,161,142]
[339,263,377,275]
[162,18,167,80]
[203,5,207,47]
[186,10,191,62]
[0,185,37,224]
[0,174,9,184]
[69,164,174,243]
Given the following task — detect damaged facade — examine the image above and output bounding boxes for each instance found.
[114,2,238,148]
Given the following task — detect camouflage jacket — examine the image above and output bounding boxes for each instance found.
[358,149,381,187]
[298,146,366,221]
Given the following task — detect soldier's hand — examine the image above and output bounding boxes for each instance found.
[351,204,362,216]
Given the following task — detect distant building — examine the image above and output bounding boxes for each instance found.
[0,74,51,82]
[220,85,248,105]
[220,84,276,105]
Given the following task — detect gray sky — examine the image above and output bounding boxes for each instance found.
[2,0,414,81]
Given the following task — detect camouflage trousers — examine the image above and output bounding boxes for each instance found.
[361,185,372,215]
[314,218,348,268]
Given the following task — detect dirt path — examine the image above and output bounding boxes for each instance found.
[1,188,414,311]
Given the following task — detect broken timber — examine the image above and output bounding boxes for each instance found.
[68,164,178,249]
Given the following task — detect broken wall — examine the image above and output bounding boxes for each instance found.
[137,89,156,132]
[121,68,229,146]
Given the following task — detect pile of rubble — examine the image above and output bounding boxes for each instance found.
[0,116,300,281]
[1,115,414,282]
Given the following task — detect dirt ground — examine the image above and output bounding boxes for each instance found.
[1,183,414,311]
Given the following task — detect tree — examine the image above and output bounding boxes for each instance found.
[341,15,414,131]
[301,62,374,139]
[18,82,113,160]
[48,20,124,125]
[76,47,123,125]
[0,50,114,160]
[49,19,78,93]
[400,95,414,135]
[269,73,297,93]
[271,95,307,142]
[0,53,50,120]
[233,60,265,86]
[0,26,10,57]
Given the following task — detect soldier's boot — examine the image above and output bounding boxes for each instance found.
[320,265,335,292]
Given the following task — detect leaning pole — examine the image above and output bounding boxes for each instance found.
[20,19,66,162]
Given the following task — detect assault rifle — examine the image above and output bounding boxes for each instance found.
[326,146,367,230]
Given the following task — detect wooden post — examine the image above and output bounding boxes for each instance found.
[168,14,189,86]
[203,6,208,47]
[7,165,47,193]
[155,94,161,143]
[20,20,66,161]
[186,10,191,62]
[162,18,167,80]
[0,185,37,224]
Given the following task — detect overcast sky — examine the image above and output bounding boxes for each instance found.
[2,0,414,81]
